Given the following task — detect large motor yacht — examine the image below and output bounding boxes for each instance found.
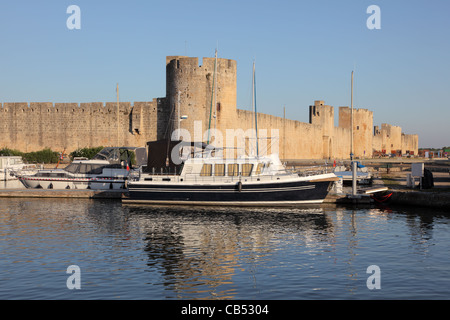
[123,140,338,206]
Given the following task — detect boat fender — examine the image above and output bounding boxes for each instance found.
[237,181,242,192]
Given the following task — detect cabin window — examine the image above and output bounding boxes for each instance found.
[228,164,239,176]
[241,164,253,177]
[214,164,225,176]
[89,165,104,174]
[255,163,264,175]
[64,163,79,173]
[200,164,212,176]
[50,173,66,178]
[78,164,91,174]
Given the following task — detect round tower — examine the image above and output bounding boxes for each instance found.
[166,56,237,145]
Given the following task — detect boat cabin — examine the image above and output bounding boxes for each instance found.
[92,147,147,167]
[0,156,25,170]
[141,139,287,179]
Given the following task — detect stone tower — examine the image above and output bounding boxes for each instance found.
[339,106,374,158]
[309,100,334,159]
[165,56,237,144]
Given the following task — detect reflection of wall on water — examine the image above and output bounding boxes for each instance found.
[0,198,132,240]
[127,206,334,299]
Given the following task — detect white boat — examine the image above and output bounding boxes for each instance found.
[0,156,36,181]
[334,161,372,185]
[123,140,339,206]
[15,147,146,190]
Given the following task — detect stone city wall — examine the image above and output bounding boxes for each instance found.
[0,99,168,153]
[0,55,419,159]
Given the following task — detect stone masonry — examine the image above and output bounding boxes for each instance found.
[0,55,418,159]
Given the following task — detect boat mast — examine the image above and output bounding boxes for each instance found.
[350,71,354,161]
[253,61,259,157]
[117,83,120,147]
[214,49,218,133]
[351,70,357,197]
[177,91,181,140]
[251,62,254,153]
[207,49,217,145]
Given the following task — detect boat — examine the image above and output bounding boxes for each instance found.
[124,61,338,206]
[334,161,372,185]
[15,147,146,190]
[0,156,36,181]
[123,140,339,206]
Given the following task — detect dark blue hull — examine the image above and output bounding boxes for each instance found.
[124,179,334,206]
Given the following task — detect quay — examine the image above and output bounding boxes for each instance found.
[291,157,450,209]
[0,187,448,209]
[1,158,449,209]
[0,189,123,199]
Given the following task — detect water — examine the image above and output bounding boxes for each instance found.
[0,195,449,300]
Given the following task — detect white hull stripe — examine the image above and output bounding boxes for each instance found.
[129,185,315,193]
[19,177,125,182]
[122,199,324,206]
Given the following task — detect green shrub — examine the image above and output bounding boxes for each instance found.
[0,148,60,163]
[0,148,23,157]
[23,148,60,164]
[70,147,104,160]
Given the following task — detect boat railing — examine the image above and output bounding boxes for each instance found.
[9,165,38,178]
[181,173,294,183]
[130,168,321,184]
[292,165,333,177]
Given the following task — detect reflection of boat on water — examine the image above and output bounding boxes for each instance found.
[125,204,333,299]
[0,156,36,181]
[15,147,146,190]
[334,161,372,185]
[123,140,339,206]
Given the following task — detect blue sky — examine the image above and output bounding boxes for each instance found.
[1,0,449,148]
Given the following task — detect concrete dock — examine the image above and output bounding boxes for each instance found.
[1,158,449,209]
[0,187,448,209]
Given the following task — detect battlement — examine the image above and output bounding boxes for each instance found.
[0,100,164,113]
[166,56,237,71]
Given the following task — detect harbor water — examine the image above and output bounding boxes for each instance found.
[1,184,450,300]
